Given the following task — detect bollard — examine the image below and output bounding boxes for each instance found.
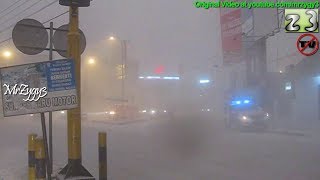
[28,134,37,180]
[99,132,107,180]
[35,138,46,180]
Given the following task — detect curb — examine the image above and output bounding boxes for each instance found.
[268,129,308,137]
[83,119,147,125]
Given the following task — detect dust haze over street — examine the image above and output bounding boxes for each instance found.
[0,115,320,179]
[0,0,320,180]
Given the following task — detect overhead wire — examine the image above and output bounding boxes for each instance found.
[0,0,30,22]
[0,0,42,27]
[0,0,25,16]
[26,0,59,18]
[42,10,69,24]
[0,0,58,33]
[0,10,68,47]
[0,37,12,45]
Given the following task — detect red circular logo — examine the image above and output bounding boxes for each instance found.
[296,33,319,56]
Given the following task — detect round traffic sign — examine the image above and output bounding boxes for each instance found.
[53,24,86,58]
[296,33,319,56]
[12,19,48,55]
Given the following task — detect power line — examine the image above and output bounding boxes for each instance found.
[27,0,58,18]
[0,0,25,16]
[0,0,30,22]
[0,10,69,47]
[0,0,42,27]
[0,37,12,45]
[42,10,69,24]
[0,0,58,34]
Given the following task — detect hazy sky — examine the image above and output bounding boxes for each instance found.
[0,0,219,69]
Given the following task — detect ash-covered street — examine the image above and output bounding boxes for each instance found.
[1,115,320,180]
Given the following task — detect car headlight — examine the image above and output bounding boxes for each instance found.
[240,116,251,123]
[264,113,270,120]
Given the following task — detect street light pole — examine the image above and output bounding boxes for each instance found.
[108,36,128,104]
[121,40,127,104]
[48,21,53,178]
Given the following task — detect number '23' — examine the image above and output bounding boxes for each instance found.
[285,10,318,32]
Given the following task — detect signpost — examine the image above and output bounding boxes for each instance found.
[53,24,86,58]
[220,7,242,64]
[12,19,48,55]
[11,16,88,180]
[0,59,78,179]
[1,59,78,116]
[10,0,92,178]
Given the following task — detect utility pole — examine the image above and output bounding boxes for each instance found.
[58,1,93,178]
[67,6,82,172]
[48,22,53,177]
[121,40,127,105]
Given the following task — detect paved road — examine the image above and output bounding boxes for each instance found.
[0,116,320,180]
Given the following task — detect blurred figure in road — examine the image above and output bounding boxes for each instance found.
[166,105,213,158]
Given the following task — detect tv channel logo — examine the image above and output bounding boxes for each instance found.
[296,34,319,56]
[285,9,319,33]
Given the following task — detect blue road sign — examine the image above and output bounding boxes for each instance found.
[46,59,76,92]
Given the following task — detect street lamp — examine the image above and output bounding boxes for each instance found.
[3,50,12,58]
[88,57,95,65]
[1,50,13,67]
[84,57,96,112]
